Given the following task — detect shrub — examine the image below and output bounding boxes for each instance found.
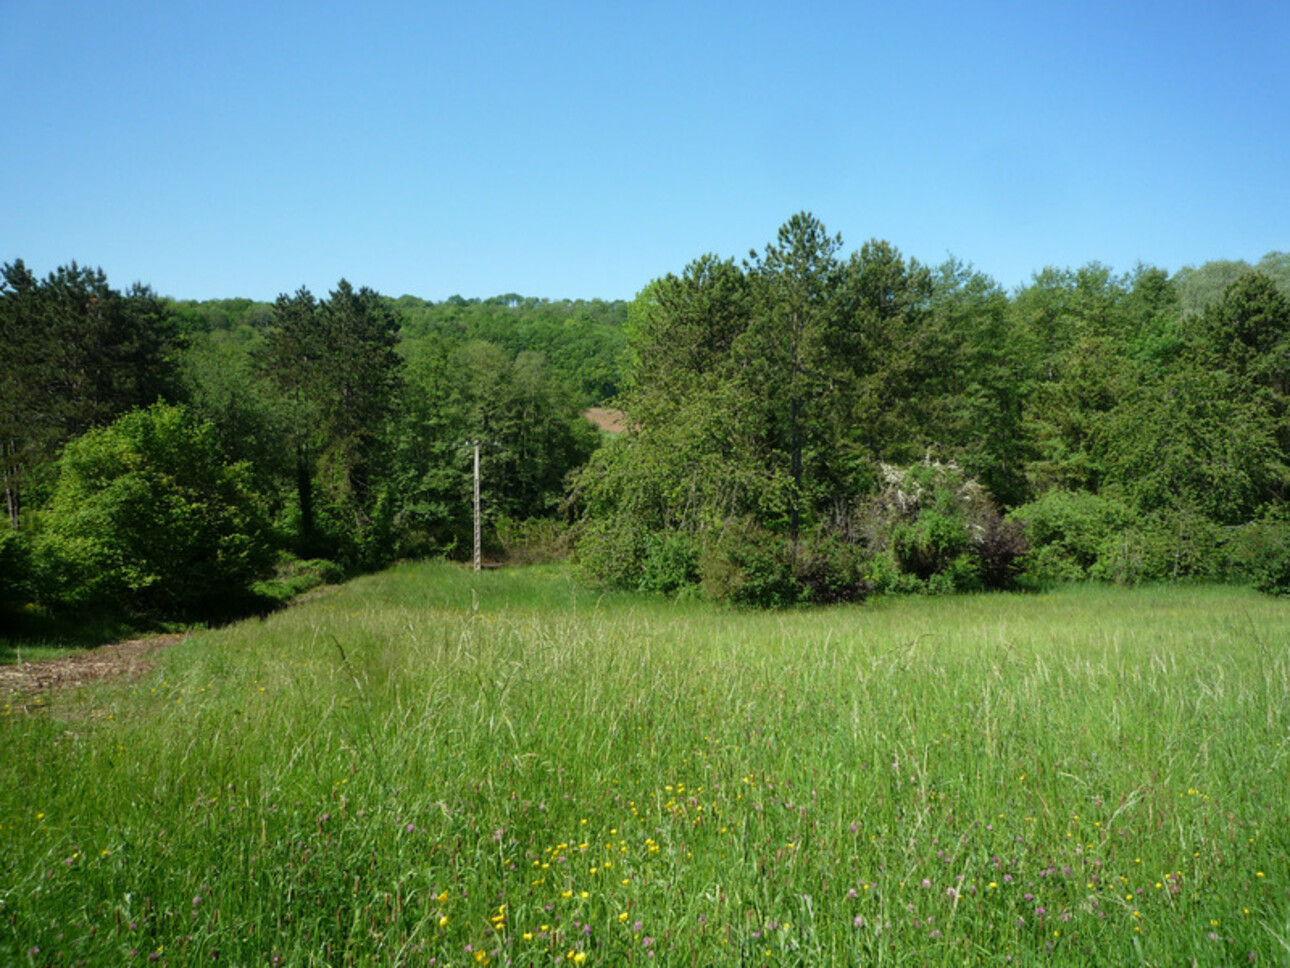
[574,516,647,589]
[698,520,800,608]
[1009,491,1135,582]
[250,555,345,605]
[34,404,273,617]
[494,516,573,565]
[973,517,1029,590]
[639,530,700,594]
[0,528,31,613]
[1227,516,1290,595]
[795,533,870,604]
[891,508,968,579]
[861,458,1022,591]
[1091,510,1226,584]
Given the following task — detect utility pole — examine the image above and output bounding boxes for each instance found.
[472,440,482,572]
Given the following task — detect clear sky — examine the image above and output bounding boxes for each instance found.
[3,0,1287,302]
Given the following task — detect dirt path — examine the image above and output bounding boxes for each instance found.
[0,633,188,700]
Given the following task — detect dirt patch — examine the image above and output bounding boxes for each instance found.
[0,633,187,701]
[583,407,629,434]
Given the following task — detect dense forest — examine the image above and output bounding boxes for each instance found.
[2,215,1288,625]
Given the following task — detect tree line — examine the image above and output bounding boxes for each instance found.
[572,214,1290,603]
[1,263,607,623]
[2,218,1288,625]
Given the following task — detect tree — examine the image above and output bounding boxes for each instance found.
[35,404,272,616]
[0,260,182,530]
[259,281,405,558]
[313,280,404,517]
[258,287,323,541]
[1100,365,1286,524]
[743,213,845,544]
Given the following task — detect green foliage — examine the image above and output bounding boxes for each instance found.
[393,293,629,406]
[574,516,648,589]
[1189,271,1290,377]
[1173,252,1290,318]
[862,459,1024,592]
[697,520,800,608]
[493,516,573,565]
[249,555,344,605]
[1,260,183,530]
[1009,490,1135,582]
[891,507,969,580]
[1100,365,1285,524]
[1089,509,1228,584]
[0,527,31,613]
[638,530,700,594]
[793,531,870,603]
[1226,514,1290,595]
[33,404,272,617]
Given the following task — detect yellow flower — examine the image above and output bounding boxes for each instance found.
[619,913,629,922]
[438,915,449,928]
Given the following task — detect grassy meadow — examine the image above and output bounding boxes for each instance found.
[2,563,1288,966]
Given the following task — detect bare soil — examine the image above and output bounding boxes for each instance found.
[0,633,187,700]
[583,407,628,434]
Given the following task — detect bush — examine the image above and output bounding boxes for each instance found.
[1227,516,1290,595]
[639,530,700,594]
[495,516,573,565]
[891,508,968,579]
[1090,510,1226,584]
[574,516,648,589]
[698,520,800,608]
[795,533,870,604]
[973,517,1029,590]
[0,528,31,613]
[34,404,273,617]
[861,459,1023,592]
[1009,491,1135,582]
[250,555,345,605]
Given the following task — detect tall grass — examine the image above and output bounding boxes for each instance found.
[2,563,1287,965]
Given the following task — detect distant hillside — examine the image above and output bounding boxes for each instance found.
[167,292,631,407]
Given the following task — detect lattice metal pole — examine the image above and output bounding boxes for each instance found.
[473,440,482,572]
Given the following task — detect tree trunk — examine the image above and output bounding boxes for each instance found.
[296,440,314,540]
[3,439,19,530]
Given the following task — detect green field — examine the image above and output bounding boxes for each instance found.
[2,564,1288,965]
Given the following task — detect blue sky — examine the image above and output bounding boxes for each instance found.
[3,0,1287,301]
